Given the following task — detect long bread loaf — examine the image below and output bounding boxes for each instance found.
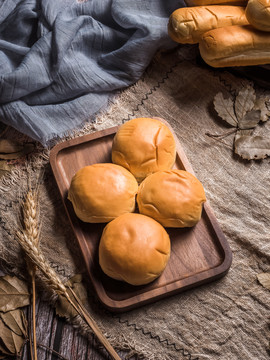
[245,0,270,32]
[199,25,270,67]
[186,0,247,5]
[168,6,248,44]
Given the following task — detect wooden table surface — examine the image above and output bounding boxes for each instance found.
[0,270,126,360]
[21,298,126,360]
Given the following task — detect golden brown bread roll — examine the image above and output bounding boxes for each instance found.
[199,25,270,67]
[68,163,138,223]
[99,213,170,285]
[137,170,206,228]
[168,6,248,44]
[245,0,270,32]
[112,118,176,183]
[186,0,247,5]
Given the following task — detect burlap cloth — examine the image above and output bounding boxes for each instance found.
[1,46,270,360]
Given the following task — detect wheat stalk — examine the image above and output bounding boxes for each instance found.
[22,189,40,360]
[17,230,67,295]
[17,194,121,360]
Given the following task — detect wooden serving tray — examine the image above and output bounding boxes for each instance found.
[50,119,232,312]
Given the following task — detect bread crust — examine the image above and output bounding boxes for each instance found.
[68,163,138,223]
[245,0,270,32]
[199,25,270,67]
[112,118,176,183]
[137,170,206,228]
[99,213,170,285]
[168,6,248,44]
[185,0,247,5]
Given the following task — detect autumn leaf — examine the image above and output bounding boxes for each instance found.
[0,275,30,312]
[0,161,12,171]
[213,92,238,127]
[55,274,88,320]
[0,139,24,154]
[66,274,84,287]
[234,132,270,160]
[0,310,27,357]
[0,143,35,160]
[253,97,270,122]
[0,161,13,179]
[0,310,27,337]
[211,85,270,161]
[0,277,28,358]
[257,273,270,290]
[213,86,267,130]
[238,109,261,130]
[234,85,256,122]
[0,337,13,358]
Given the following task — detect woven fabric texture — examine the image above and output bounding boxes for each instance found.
[0,47,270,360]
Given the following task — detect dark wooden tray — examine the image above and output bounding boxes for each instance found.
[50,119,232,312]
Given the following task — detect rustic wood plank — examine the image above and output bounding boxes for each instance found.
[20,299,125,360]
[36,298,57,359]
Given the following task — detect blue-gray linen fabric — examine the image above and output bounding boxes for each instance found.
[0,0,185,145]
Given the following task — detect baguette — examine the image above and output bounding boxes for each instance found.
[245,0,270,32]
[186,0,247,5]
[199,25,270,67]
[168,6,248,44]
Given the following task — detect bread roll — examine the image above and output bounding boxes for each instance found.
[245,0,270,32]
[68,163,138,223]
[99,213,170,285]
[137,170,206,228]
[112,118,176,183]
[168,6,248,44]
[199,25,270,67]
[186,0,247,5]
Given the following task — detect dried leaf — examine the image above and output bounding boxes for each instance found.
[0,152,24,160]
[0,139,23,154]
[66,273,83,286]
[235,85,256,121]
[253,97,270,122]
[238,109,261,130]
[0,161,11,171]
[56,274,87,320]
[0,170,11,180]
[0,309,27,337]
[56,292,78,319]
[0,275,30,312]
[234,133,270,160]
[0,337,13,357]
[213,92,238,127]
[257,273,270,290]
[0,161,13,180]
[0,143,34,160]
[0,316,25,355]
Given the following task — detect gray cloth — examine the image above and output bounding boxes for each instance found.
[0,0,185,145]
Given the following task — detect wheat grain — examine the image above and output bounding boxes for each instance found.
[22,190,39,245]
[16,230,67,295]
